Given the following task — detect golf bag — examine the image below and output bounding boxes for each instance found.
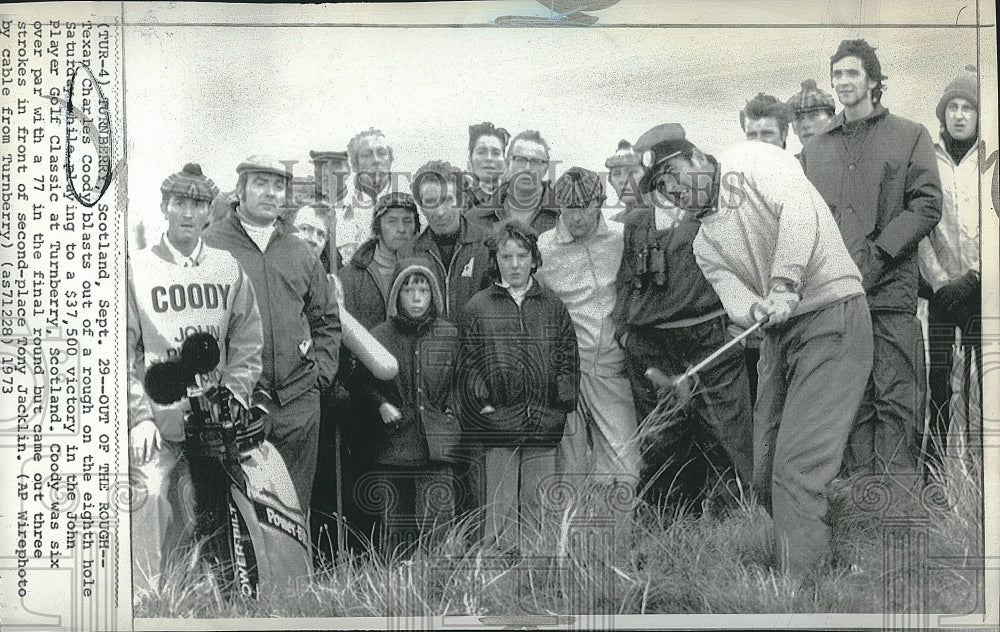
[144,332,312,600]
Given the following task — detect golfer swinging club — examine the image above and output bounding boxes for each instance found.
[690,139,873,583]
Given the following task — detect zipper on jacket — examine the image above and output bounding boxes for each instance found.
[427,239,467,318]
[585,244,603,375]
[427,248,451,317]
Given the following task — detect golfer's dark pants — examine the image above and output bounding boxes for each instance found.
[263,386,321,510]
[843,311,925,480]
[623,315,754,505]
[925,300,983,470]
[755,296,872,578]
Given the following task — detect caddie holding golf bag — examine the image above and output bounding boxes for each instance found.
[143,333,313,600]
[128,163,310,599]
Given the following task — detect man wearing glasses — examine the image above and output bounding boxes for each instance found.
[466,129,560,236]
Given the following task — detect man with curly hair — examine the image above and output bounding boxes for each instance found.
[740,92,794,149]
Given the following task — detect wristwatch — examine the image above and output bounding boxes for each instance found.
[769,278,802,298]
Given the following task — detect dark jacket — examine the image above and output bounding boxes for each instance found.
[801,105,942,313]
[359,261,460,466]
[202,209,341,405]
[459,280,580,447]
[412,218,491,327]
[464,181,561,236]
[338,238,389,331]
[612,195,726,339]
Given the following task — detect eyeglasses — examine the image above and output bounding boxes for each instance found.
[509,155,549,168]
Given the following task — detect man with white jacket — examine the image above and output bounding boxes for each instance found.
[918,65,982,470]
[537,167,639,492]
[128,163,263,591]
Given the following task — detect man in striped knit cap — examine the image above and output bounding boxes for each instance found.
[127,163,263,592]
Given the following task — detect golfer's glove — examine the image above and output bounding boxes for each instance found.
[765,288,800,325]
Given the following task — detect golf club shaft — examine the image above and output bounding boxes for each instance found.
[682,316,767,381]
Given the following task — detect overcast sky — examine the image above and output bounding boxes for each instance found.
[123,2,988,237]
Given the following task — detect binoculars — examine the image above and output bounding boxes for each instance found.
[632,243,668,290]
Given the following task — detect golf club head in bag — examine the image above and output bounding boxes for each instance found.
[143,331,311,600]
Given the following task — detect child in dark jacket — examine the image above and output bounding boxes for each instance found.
[356,259,461,556]
[459,220,580,554]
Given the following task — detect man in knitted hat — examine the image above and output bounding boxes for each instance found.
[919,65,982,471]
[537,168,639,510]
[605,140,645,209]
[739,93,794,149]
[613,123,754,509]
[801,39,941,484]
[203,154,342,510]
[786,79,836,148]
[339,192,421,331]
[128,163,263,592]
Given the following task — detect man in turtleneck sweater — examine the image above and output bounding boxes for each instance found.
[202,154,342,510]
[918,65,982,472]
[339,192,421,330]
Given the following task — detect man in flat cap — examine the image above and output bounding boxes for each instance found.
[786,79,836,152]
[613,124,754,509]
[686,136,872,582]
[128,163,264,592]
[537,167,639,506]
[919,65,982,472]
[740,93,794,149]
[801,39,941,484]
[203,154,342,510]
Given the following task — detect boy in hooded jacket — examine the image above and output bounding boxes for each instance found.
[355,259,461,555]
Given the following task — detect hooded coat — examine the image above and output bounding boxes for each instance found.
[359,260,461,466]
